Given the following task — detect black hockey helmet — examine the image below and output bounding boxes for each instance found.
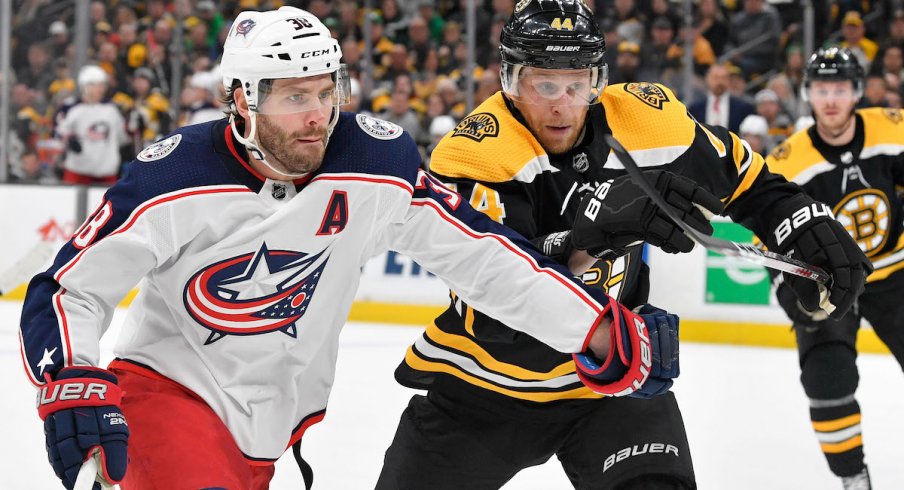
[500,0,607,105]
[802,47,864,100]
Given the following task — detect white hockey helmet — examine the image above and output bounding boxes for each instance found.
[220,7,349,177]
[77,65,108,88]
[221,7,348,115]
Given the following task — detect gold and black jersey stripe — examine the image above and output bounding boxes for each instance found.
[766,108,904,282]
[396,83,807,411]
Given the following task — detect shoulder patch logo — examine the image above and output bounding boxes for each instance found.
[624,82,670,110]
[137,134,182,162]
[883,108,903,124]
[355,114,404,140]
[771,142,790,161]
[452,113,499,142]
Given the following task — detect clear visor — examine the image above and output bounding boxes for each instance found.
[256,65,351,115]
[503,65,606,106]
[803,81,861,103]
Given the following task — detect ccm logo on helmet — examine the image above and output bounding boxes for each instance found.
[300,49,332,58]
[37,382,109,406]
[546,45,580,51]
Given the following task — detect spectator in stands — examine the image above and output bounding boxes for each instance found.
[739,114,772,155]
[196,0,225,49]
[639,16,683,84]
[380,44,413,87]
[889,10,904,50]
[408,16,434,68]
[336,1,360,41]
[753,88,792,144]
[609,0,645,45]
[646,0,681,34]
[766,73,801,120]
[11,150,58,185]
[841,11,878,70]
[379,84,426,146]
[90,0,107,25]
[57,66,128,184]
[610,40,642,84]
[48,21,70,64]
[362,12,395,72]
[677,22,717,77]
[726,0,782,77]
[879,45,904,78]
[48,59,76,107]
[435,77,466,120]
[697,0,729,56]
[414,0,444,44]
[11,83,46,154]
[19,43,54,96]
[474,69,502,106]
[859,74,889,108]
[689,63,755,133]
[127,68,172,155]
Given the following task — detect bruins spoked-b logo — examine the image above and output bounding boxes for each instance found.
[624,82,669,110]
[453,113,500,142]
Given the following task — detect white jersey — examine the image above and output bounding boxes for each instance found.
[19,114,609,461]
[58,101,128,177]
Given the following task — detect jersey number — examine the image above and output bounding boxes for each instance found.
[469,183,506,223]
[72,201,113,249]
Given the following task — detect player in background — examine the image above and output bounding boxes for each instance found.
[377,2,872,489]
[19,7,676,490]
[56,65,129,184]
[765,47,904,490]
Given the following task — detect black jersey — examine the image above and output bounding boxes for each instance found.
[395,83,808,415]
[766,108,904,283]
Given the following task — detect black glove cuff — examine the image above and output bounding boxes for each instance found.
[531,230,574,262]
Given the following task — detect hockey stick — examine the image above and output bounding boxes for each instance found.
[0,241,55,296]
[603,133,831,285]
[74,450,117,490]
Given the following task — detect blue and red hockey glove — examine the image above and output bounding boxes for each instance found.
[574,300,680,398]
[38,367,129,490]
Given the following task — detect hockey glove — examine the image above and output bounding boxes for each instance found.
[38,367,129,490]
[767,194,872,320]
[776,280,829,324]
[67,137,83,154]
[574,299,679,398]
[572,170,724,258]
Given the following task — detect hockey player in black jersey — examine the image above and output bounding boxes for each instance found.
[377,2,871,489]
[765,47,904,490]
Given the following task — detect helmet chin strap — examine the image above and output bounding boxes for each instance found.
[230,111,310,180]
[229,106,341,181]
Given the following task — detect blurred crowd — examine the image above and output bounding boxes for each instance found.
[3,0,904,184]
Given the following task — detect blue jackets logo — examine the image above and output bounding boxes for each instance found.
[183,243,329,344]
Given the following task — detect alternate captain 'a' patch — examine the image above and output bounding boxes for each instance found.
[452,112,500,142]
[355,114,404,140]
[623,82,670,110]
[137,134,182,162]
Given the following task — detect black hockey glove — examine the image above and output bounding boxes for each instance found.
[776,280,829,324]
[68,137,83,154]
[766,194,872,320]
[39,367,129,490]
[572,170,724,259]
[574,299,679,398]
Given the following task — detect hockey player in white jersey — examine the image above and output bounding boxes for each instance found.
[19,7,680,489]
